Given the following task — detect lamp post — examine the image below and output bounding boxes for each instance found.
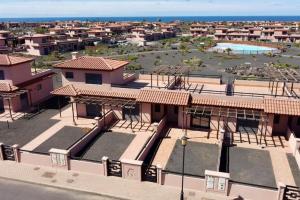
[180,135,188,200]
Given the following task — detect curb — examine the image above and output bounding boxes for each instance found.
[0,175,131,200]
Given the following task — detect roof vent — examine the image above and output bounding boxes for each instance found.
[71,52,79,60]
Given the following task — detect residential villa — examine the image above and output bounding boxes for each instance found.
[25,34,54,56]
[40,54,299,199]
[24,33,100,56]
[0,54,54,116]
[190,23,300,43]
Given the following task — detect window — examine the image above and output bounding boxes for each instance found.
[154,104,161,113]
[0,70,4,80]
[37,84,42,91]
[274,115,280,124]
[65,72,74,79]
[85,73,102,85]
[191,115,210,129]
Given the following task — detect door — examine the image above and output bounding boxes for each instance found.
[20,93,29,111]
[237,119,259,134]
[123,104,139,121]
[86,104,102,118]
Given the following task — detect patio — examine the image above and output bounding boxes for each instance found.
[32,126,88,154]
[152,128,220,172]
[0,105,96,149]
[75,132,136,162]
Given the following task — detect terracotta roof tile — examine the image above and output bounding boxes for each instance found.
[264,98,300,116]
[51,84,138,99]
[0,54,34,66]
[51,84,78,96]
[137,89,190,106]
[0,82,18,92]
[192,94,264,109]
[77,84,138,99]
[54,56,128,71]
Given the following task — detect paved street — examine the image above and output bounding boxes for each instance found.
[0,178,119,200]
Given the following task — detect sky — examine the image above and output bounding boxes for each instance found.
[0,0,300,18]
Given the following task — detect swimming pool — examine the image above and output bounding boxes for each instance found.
[210,43,279,54]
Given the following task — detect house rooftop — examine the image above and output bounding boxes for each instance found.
[0,54,34,66]
[0,82,18,92]
[54,56,129,71]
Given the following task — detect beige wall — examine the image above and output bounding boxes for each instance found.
[141,103,151,123]
[152,104,165,123]
[228,182,278,200]
[0,62,33,85]
[61,67,124,86]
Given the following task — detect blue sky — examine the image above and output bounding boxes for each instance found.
[0,0,300,18]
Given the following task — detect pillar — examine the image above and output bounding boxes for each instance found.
[0,143,3,161]
[157,164,163,185]
[121,159,143,181]
[12,144,20,163]
[102,156,109,176]
[49,148,70,170]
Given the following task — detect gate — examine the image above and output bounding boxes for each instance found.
[142,164,158,183]
[283,185,300,200]
[2,145,15,161]
[107,160,122,177]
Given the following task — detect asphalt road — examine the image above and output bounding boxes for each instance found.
[0,178,120,200]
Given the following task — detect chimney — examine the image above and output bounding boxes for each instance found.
[71,52,79,60]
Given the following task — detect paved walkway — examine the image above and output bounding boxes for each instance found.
[269,149,296,186]
[0,161,231,200]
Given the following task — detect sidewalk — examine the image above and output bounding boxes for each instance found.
[0,161,232,200]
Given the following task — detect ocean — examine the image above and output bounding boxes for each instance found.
[0,16,300,23]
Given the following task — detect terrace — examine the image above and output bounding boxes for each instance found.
[0,105,95,150]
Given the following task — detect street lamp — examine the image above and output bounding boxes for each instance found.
[180,135,188,200]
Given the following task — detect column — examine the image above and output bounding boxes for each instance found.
[102,156,109,176]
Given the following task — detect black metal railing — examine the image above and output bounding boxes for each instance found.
[107,160,122,177]
[283,185,300,200]
[142,164,158,183]
[2,145,15,161]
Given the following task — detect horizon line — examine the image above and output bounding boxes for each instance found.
[1,15,300,19]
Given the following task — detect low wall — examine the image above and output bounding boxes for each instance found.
[69,111,117,157]
[123,73,138,84]
[137,115,167,161]
[228,182,278,200]
[187,77,221,85]
[234,79,271,88]
[69,159,105,175]
[69,125,101,157]
[19,151,51,167]
[161,171,205,191]
[295,149,300,170]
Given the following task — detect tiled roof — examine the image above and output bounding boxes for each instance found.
[51,84,138,99]
[0,54,34,66]
[264,98,300,116]
[192,94,264,109]
[137,89,190,106]
[0,82,18,92]
[54,56,128,71]
[77,84,138,99]
[51,84,78,96]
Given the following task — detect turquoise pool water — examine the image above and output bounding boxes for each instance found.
[211,43,279,54]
